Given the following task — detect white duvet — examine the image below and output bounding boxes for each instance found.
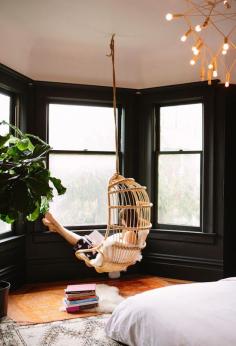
[105,278,236,346]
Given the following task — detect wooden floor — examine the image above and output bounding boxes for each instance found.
[8,275,190,324]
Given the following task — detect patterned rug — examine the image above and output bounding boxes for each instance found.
[0,315,120,346]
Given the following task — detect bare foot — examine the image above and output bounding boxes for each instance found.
[42,212,64,233]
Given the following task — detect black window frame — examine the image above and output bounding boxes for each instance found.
[46,99,122,230]
[153,97,213,234]
[0,87,18,239]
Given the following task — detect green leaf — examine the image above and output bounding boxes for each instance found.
[0,213,15,224]
[27,202,40,221]
[26,176,52,197]
[16,138,34,152]
[40,196,50,215]
[8,135,18,145]
[49,176,67,195]
[10,181,34,214]
[0,134,10,148]
[6,146,21,158]
[32,144,50,159]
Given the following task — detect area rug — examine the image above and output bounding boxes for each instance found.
[0,315,119,346]
[8,283,125,324]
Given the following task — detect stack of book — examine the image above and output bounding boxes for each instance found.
[64,283,98,313]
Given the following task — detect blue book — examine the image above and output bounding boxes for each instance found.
[65,296,98,306]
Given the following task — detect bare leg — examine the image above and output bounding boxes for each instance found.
[42,212,82,246]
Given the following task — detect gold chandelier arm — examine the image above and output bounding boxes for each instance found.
[107,34,120,175]
[188,0,226,37]
[227,23,236,37]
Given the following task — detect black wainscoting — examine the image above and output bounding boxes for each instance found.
[0,236,25,288]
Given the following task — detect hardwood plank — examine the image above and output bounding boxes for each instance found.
[8,275,190,324]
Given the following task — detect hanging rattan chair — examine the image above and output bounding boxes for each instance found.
[75,35,152,273]
[75,173,152,272]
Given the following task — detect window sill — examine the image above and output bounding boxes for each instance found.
[0,230,14,241]
[32,229,107,243]
[149,229,216,244]
[0,235,25,254]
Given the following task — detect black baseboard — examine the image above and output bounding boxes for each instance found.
[141,252,223,282]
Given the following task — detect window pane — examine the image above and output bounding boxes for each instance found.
[48,104,115,151]
[49,154,116,226]
[0,220,10,233]
[0,93,10,136]
[160,103,202,151]
[158,154,201,227]
[0,93,11,233]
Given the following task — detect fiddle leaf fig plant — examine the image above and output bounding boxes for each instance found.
[0,121,66,224]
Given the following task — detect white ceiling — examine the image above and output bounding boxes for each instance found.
[0,0,235,88]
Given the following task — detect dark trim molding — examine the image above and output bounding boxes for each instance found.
[149,229,216,244]
[0,63,32,83]
[34,80,136,95]
[0,235,25,251]
[139,80,220,94]
[141,252,223,281]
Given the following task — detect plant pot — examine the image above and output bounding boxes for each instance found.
[0,281,10,318]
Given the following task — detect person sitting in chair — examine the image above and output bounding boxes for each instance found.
[42,211,149,267]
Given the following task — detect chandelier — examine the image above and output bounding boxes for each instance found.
[165,0,236,87]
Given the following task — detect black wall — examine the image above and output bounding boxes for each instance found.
[0,63,235,285]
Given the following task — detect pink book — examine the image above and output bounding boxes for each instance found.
[65,283,96,293]
[66,303,98,313]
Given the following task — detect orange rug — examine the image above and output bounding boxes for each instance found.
[8,275,187,324]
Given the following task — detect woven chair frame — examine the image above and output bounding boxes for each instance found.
[75,173,152,272]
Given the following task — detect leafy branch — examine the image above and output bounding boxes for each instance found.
[0,121,66,223]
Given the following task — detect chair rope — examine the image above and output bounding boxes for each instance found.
[75,35,152,273]
[107,34,119,175]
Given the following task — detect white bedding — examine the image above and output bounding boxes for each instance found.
[105,278,236,346]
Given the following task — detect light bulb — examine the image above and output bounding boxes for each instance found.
[223,37,229,50]
[222,49,227,55]
[181,28,192,42]
[166,13,173,21]
[190,59,196,65]
[193,49,199,56]
[223,43,229,50]
[225,72,230,87]
[213,70,218,77]
[192,40,202,53]
[208,63,213,69]
[195,25,202,32]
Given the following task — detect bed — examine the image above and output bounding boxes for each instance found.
[105,278,236,346]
